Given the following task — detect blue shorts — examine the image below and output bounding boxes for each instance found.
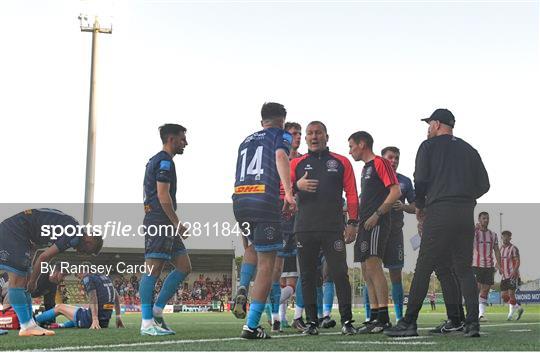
[240,221,283,253]
[0,223,32,276]
[383,226,404,270]
[75,308,110,328]
[143,220,187,260]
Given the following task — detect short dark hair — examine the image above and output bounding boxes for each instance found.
[502,230,512,237]
[284,122,301,131]
[478,211,489,218]
[307,121,328,133]
[261,102,287,121]
[381,146,400,156]
[348,131,373,150]
[159,124,187,144]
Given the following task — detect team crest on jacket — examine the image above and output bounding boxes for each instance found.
[334,239,345,252]
[360,241,369,253]
[326,159,339,172]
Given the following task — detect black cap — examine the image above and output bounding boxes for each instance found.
[421,108,455,128]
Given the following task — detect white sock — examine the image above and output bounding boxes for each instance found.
[153,306,163,318]
[324,309,331,318]
[479,303,485,317]
[279,303,287,322]
[272,312,280,322]
[141,319,154,329]
[20,319,37,331]
[280,286,294,304]
[294,306,303,320]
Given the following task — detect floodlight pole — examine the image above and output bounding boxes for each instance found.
[80,16,112,225]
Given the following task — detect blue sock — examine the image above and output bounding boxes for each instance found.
[316,286,323,318]
[264,303,272,321]
[296,276,304,309]
[239,263,256,289]
[363,286,371,321]
[271,282,281,314]
[25,291,33,319]
[323,281,334,315]
[155,270,187,309]
[62,320,77,328]
[247,300,266,329]
[139,274,157,320]
[8,288,31,325]
[35,308,56,324]
[391,282,404,321]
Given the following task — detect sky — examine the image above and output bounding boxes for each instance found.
[0,0,539,278]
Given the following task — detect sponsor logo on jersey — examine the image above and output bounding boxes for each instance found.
[234,185,266,194]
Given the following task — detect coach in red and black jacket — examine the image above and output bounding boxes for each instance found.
[290,121,359,334]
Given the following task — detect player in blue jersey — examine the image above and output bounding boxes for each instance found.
[0,208,103,336]
[139,124,191,336]
[362,146,415,324]
[232,102,296,339]
[35,264,124,330]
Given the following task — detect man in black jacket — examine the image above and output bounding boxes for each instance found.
[385,109,490,338]
[291,121,359,336]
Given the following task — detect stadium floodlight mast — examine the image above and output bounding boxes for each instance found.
[79,13,112,225]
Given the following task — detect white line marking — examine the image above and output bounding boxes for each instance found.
[339,341,436,345]
[509,329,532,332]
[390,335,431,340]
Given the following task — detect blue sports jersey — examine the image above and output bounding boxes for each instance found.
[0,208,81,252]
[143,151,177,224]
[391,173,416,229]
[81,274,116,322]
[232,127,292,222]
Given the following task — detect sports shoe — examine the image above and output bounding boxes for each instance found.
[302,322,319,335]
[428,320,464,335]
[516,307,524,321]
[292,317,307,332]
[19,325,55,337]
[384,319,418,337]
[241,325,271,339]
[341,320,357,335]
[357,320,391,334]
[281,319,291,329]
[0,329,7,335]
[232,286,248,319]
[140,324,175,336]
[464,321,480,337]
[271,320,282,333]
[321,316,336,329]
[479,315,487,322]
[155,316,175,334]
[507,315,513,321]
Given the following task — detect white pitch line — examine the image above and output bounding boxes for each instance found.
[390,336,431,340]
[339,341,436,345]
[509,329,532,332]
[25,322,540,352]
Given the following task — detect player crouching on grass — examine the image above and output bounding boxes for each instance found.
[0,208,103,337]
[35,262,124,330]
[499,230,524,321]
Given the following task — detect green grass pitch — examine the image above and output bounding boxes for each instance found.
[2,305,539,351]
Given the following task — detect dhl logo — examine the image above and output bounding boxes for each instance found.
[234,185,266,194]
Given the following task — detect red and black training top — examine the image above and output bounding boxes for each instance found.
[359,156,399,224]
[290,148,359,233]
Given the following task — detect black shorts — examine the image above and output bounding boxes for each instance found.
[383,226,404,270]
[354,216,391,263]
[472,267,495,286]
[75,308,109,328]
[240,221,283,253]
[281,256,298,277]
[500,277,521,291]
